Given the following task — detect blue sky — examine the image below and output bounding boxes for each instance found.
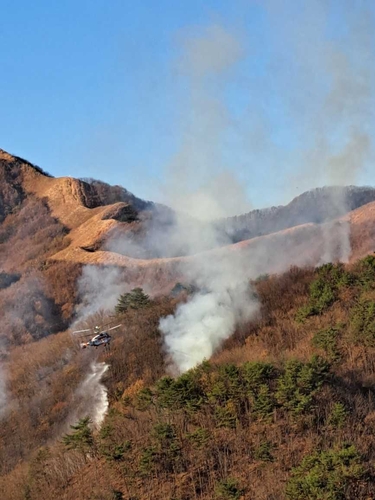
[0,0,374,211]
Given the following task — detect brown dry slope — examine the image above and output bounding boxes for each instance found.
[2,148,375,294]
[50,201,375,292]
[2,151,132,252]
[21,154,374,280]
[348,201,375,260]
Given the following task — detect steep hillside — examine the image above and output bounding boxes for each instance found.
[2,148,375,343]
[2,148,375,499]
[49,202,375,298]
[3,259,375,499]
[0,149,152,343]
[48,185,375,271]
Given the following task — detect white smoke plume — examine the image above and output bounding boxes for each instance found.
[158,24,259,372]
[75,266,126,319]
[83,3,374,375]
[158,2,374,373]
[263,0,375,262]
[162,23,252,221]
[160,250,259,372]
[106,208,230,259]
[263,0,374,186]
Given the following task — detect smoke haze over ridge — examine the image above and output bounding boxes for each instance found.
[157,1,375,372]
[74,1,375,374]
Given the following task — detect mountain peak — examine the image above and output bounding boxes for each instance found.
[0,148,53,177]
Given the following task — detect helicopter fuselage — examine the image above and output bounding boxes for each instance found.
[80,333,112,348]
[88,332,112,347]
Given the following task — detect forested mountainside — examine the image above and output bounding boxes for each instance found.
[3,259,375,499]
[0,149,158,343]
[2,148,375,499]
[1,146,375,353]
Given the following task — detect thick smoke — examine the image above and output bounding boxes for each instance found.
[88,3,374,375]
[160,249,259,372]
[75,265,129,318]
[106,208,229,258]
[158,24,258,372]
[158,3,374,372]
[264,0,374,262]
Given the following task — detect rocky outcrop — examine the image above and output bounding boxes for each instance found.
[101,202,139,222]
[81,178,152,211]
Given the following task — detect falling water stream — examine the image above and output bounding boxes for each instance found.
[67,361,109,430]
[80,361,109,427]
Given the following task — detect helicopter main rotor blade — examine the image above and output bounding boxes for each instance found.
[72,329,91,334]
[105,324,122,332]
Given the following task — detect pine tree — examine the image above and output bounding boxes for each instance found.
[115,287,150,314]
[62,416,95,457]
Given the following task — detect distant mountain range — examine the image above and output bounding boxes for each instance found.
[219,186,375,243]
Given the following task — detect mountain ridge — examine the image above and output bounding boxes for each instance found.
[220,185,375,243]
[2,147,375,251]
[2,148,375,499]
[0,146,375,292]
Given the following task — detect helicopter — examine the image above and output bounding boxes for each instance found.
[72,323,122,350]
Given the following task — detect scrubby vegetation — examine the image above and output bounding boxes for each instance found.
[0,195,80,344]
[2,257,375,499]
[3,151,375,499]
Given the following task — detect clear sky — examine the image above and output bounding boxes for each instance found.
[0,0,374,211]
